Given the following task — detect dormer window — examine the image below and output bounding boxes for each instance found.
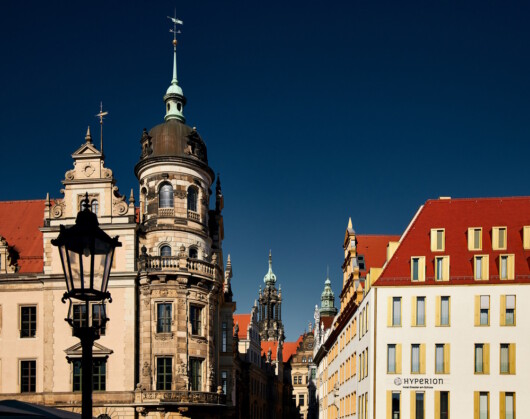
[159,184,174,208]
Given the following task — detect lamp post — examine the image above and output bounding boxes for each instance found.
[52,194,121,419]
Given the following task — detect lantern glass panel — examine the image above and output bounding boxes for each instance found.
[58,245,73,293]
[67,249,83,290]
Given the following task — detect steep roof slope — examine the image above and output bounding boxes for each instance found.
[376,197,530,286]
[0,200,44,273]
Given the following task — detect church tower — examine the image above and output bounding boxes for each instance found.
[134,19,235,417]
[257,251,284,341]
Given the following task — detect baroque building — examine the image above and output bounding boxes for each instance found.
[257,252,284,341]
[0,25,236,419]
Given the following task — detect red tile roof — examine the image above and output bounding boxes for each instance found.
[261,334,304,362]
[320,315,335,330]
[376,197,530,286]
[0,200,44,273]
[356,234,400,275]
[233,313,251,340]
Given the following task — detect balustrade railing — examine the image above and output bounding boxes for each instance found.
[140,255,220,279]
[188,210,200,222]
[139,390,226,405]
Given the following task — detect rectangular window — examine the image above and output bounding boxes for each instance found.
[411,344,420,373]
[492,227,507,250]
[474,254,490,280]
[410,257,425,281]
[190,358,202,391]
[387,344,396,373]
[499,254,514,280]
[476,392,488,419]
[440,296,450,326]
[72,304,86,329]
[190,305,202,335]
[415,392,424,419]
[72,359,107,391]
[435,256,449,281]
[222,322,227,352]
[438,391,449,419]
[500,343,515,375]
[431,228,445,251]
[221,371,227,394]
[468,227,482,251]
[299,394,305,406]
[157,303,172,333]
[156,357,172,390]
[392,392,400,419]
[92,304,106,335]
[475,256,482,280]
[20,360,36,393]
[503,295,516,326]
[416,297,425,326]
[20,306,36,338]
[504,392,515,419]
[480,296,489,326]
[392,297,401,326]
[475,344,483,373]
[435,344,450,374]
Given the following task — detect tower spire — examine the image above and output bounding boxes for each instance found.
[164,13,186,122]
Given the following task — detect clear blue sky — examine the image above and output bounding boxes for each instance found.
[2,1,530,339]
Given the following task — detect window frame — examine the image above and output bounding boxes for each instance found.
[190,357,203,391]
[468,227,482,251]
[156,302,172,334]
[411,256,425,282]
[435,256,450,281]
[499,254,515,280]
[156,357,173,390]
[431,228,445,252]
[19,305,37,338]
[158,183,174,209]
[20,359,36,393]
[190,305,203,336]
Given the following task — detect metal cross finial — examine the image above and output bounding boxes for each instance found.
[95,102,108,155]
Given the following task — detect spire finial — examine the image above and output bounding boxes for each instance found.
[269,249,272,266]
[85,126,92,143]
[164,13,185,122]
[348,217,353,230]
[95,102,108,154]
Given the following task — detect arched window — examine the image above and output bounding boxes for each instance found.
[189,247,198,259]
[159,183,173,208]
[91,199,98,214]
[160,245,171,257]
[187,187,198,212]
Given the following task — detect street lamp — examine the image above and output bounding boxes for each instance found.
[52,194,121,419]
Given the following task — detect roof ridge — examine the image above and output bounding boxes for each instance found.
[426,196,530,204]
[0,199,47,204]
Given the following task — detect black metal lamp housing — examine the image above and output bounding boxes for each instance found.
[52,195,122,303]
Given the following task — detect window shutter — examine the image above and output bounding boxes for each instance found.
[474,392,479,419]
[524,226,530,249]
[492,228,499,249]
[386,391,391,419]
[420,344,426,374]
[483,344,490,374]
[410,391,416,419]
[474,296,480,326]
[387,297,392,327]
[468,228,474,250]
[431,230,437,251]
[396,344,402,374]
[499,392,505,419]
[419,257,425,281]
[500,296,506,326]
[442,256,450,280]
[411,297,417,327]
[435,297,441,326]
[483,255,489,280]
[444,344,450,374]
[508,255,515,280]
[509,344,516,375]
[434,391,440,419]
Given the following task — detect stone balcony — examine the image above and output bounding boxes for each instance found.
[135,389,226,406]
[138,247,223,283]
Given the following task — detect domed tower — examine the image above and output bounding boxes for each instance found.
[134,21,234,415]
[320,274,338,318]
[257,251,284,341]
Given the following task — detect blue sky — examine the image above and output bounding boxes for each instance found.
[2,1,530,339]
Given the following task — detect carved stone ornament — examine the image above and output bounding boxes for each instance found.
[102,168,113,179]
[142,362,151,377]
[177,361,187,375]
[51,201,65,218]
[84,164,95,177]
[65,169,75,180]
[175,190,187,199]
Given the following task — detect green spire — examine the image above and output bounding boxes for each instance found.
[164,14,186,122]
[263,250,277,285]
[320,270,338,317]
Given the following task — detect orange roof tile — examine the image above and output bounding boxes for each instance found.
[260,334,304,362]
[356,234,400,274]
[233,313,251,340]
[0,200,44,273]
[376,197,530,286]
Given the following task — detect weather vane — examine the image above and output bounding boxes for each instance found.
[95,102,108,155]
[167,10,183,45]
